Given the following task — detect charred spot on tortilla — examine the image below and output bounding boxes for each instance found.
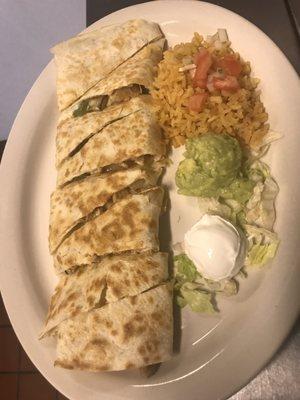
[102,221,125,240]
[125,362,136,370]
[110,284,121,298]
[53,20,163,110]
[104,319,113,329]
[90,338,108,347]
[129,296,138,305]
[49,169,157,253]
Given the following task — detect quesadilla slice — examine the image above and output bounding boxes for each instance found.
[49,167,160,253]
[40,252,168,338]
[52,19,163,110]
[56,95,152,167]
[54,187,164,272]
[54,282,173,371]
[57,108,166,187]
[59,39,165,122]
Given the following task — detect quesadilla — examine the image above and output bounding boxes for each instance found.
[42,18,173,374]
[56,95,152,167]
[52,19,163,110]
[40,252,168,338]
[54,283,173,371]
[57,109,166,187]
[49,167,160,253]
[59,39,165,123]
[54,187,164,272]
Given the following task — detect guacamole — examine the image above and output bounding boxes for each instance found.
[175,134,254,203]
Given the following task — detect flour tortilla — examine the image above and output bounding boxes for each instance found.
[53,187,164,272]
[49,168,160,254]
[52,19,163,110]
[56,95,152,167]
[57,108,166,187]
[60,39,165,122]
[40,252,168,338]
[54,283,173,371]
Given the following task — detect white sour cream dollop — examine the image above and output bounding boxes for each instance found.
[184,214,246,281]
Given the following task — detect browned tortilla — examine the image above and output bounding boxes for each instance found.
[40,252,168,338]
[53,187,164,272]
[54,283,173,371]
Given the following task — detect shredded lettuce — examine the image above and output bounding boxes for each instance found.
[193,272,238,295]
[245,225,279,268]
[176,295,187,308]
[178,284,216,313]
[245,174,278,230]
[253,131,282,151]
[174,254,197,282]
[247,243,278,267]
[247,160,270,181]
[174,253,237,313]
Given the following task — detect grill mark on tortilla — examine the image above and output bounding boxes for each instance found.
[125,362,135,369]
[129,296,137,305]
[61,35,163,113]
[52,283,172,370]
[52,181,155,253]
[62,249,155,273]
[65,108,142,163]
[46,275,170,338]
[59,154,155,188]
[105,319,113,329]
[90,338,108,347]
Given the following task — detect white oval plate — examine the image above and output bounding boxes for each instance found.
[0,1,299,400]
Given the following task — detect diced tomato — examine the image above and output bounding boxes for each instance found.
[206,72,224,92]
[193,75,207,89]
[217,54,242,76]
[193,48,212,88]
[188,92,208,112]
[193,48,209,65]
[213,75,240,92]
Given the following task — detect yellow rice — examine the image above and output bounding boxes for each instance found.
[151,33,269,148]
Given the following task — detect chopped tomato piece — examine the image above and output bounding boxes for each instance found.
[193,48,212,88]
[213,75,240,92]
[218,54,242,76]
[188,93,208,112]
[193,48,208,64]
[193,76,207,89]
[206,72,224,92]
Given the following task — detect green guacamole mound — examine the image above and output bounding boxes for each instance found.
[175,133,254,203]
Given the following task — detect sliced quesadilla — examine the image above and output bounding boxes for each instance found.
[52,19,163,110]
[49,167,160,253]
[54,187,164,272]
[54,282,173,371]
[56,95,152,167]
[57,109,166,187]
[59,39,165,122]
[40,252,168,338]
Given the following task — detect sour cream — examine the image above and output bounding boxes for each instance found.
[184,214,246,281]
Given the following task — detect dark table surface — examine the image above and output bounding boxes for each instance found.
[0,1,299,399]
